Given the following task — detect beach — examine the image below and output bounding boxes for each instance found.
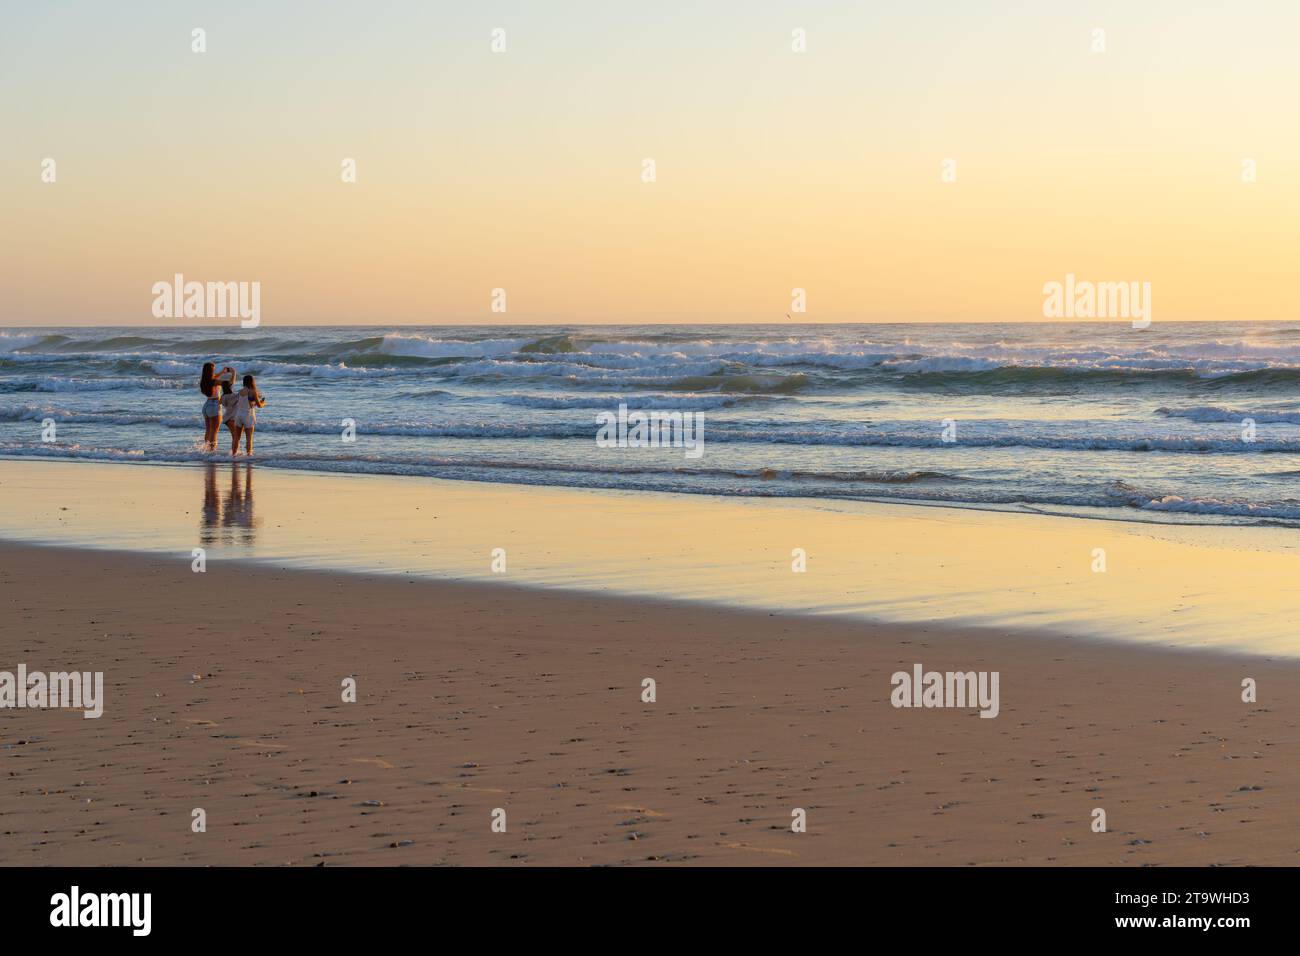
[1,459,1298,866]
[5,0,1298,923]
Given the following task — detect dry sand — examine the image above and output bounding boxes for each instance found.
[2,541,1296,866]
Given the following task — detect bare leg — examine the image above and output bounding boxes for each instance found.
[243,426,254,456]
[228,424,242,456]
[204,415,220,451]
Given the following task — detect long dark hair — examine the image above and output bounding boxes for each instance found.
[199,362,216,396]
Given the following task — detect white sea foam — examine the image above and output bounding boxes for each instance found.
[1157,404,1300,424]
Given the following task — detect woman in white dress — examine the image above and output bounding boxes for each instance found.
[232,374,266,456]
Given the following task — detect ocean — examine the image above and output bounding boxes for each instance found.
[5,321,1300,527]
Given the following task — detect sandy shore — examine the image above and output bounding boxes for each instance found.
[1,540,1296,866]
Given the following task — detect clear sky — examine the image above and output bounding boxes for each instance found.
[2,1,1297,326]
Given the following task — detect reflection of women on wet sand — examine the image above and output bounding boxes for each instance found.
[198,461,258,547]
[201,463,221,540]
[223,460,256,538]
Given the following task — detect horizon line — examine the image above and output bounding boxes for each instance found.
[0,318,1281,330]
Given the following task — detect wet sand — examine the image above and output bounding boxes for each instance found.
[2,541,1296,866]
[5,458,1300,656]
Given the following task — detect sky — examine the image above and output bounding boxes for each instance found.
[2,0,1297,326]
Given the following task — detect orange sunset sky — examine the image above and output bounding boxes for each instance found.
[2,1,1297,325]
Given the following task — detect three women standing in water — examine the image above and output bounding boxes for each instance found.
[199,362,266,456]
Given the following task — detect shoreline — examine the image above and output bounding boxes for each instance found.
[1,541,1296,866]
[2,452,1279,535]
[3,457,1300,656]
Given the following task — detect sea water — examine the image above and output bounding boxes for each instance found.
[5,321,1300,527]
